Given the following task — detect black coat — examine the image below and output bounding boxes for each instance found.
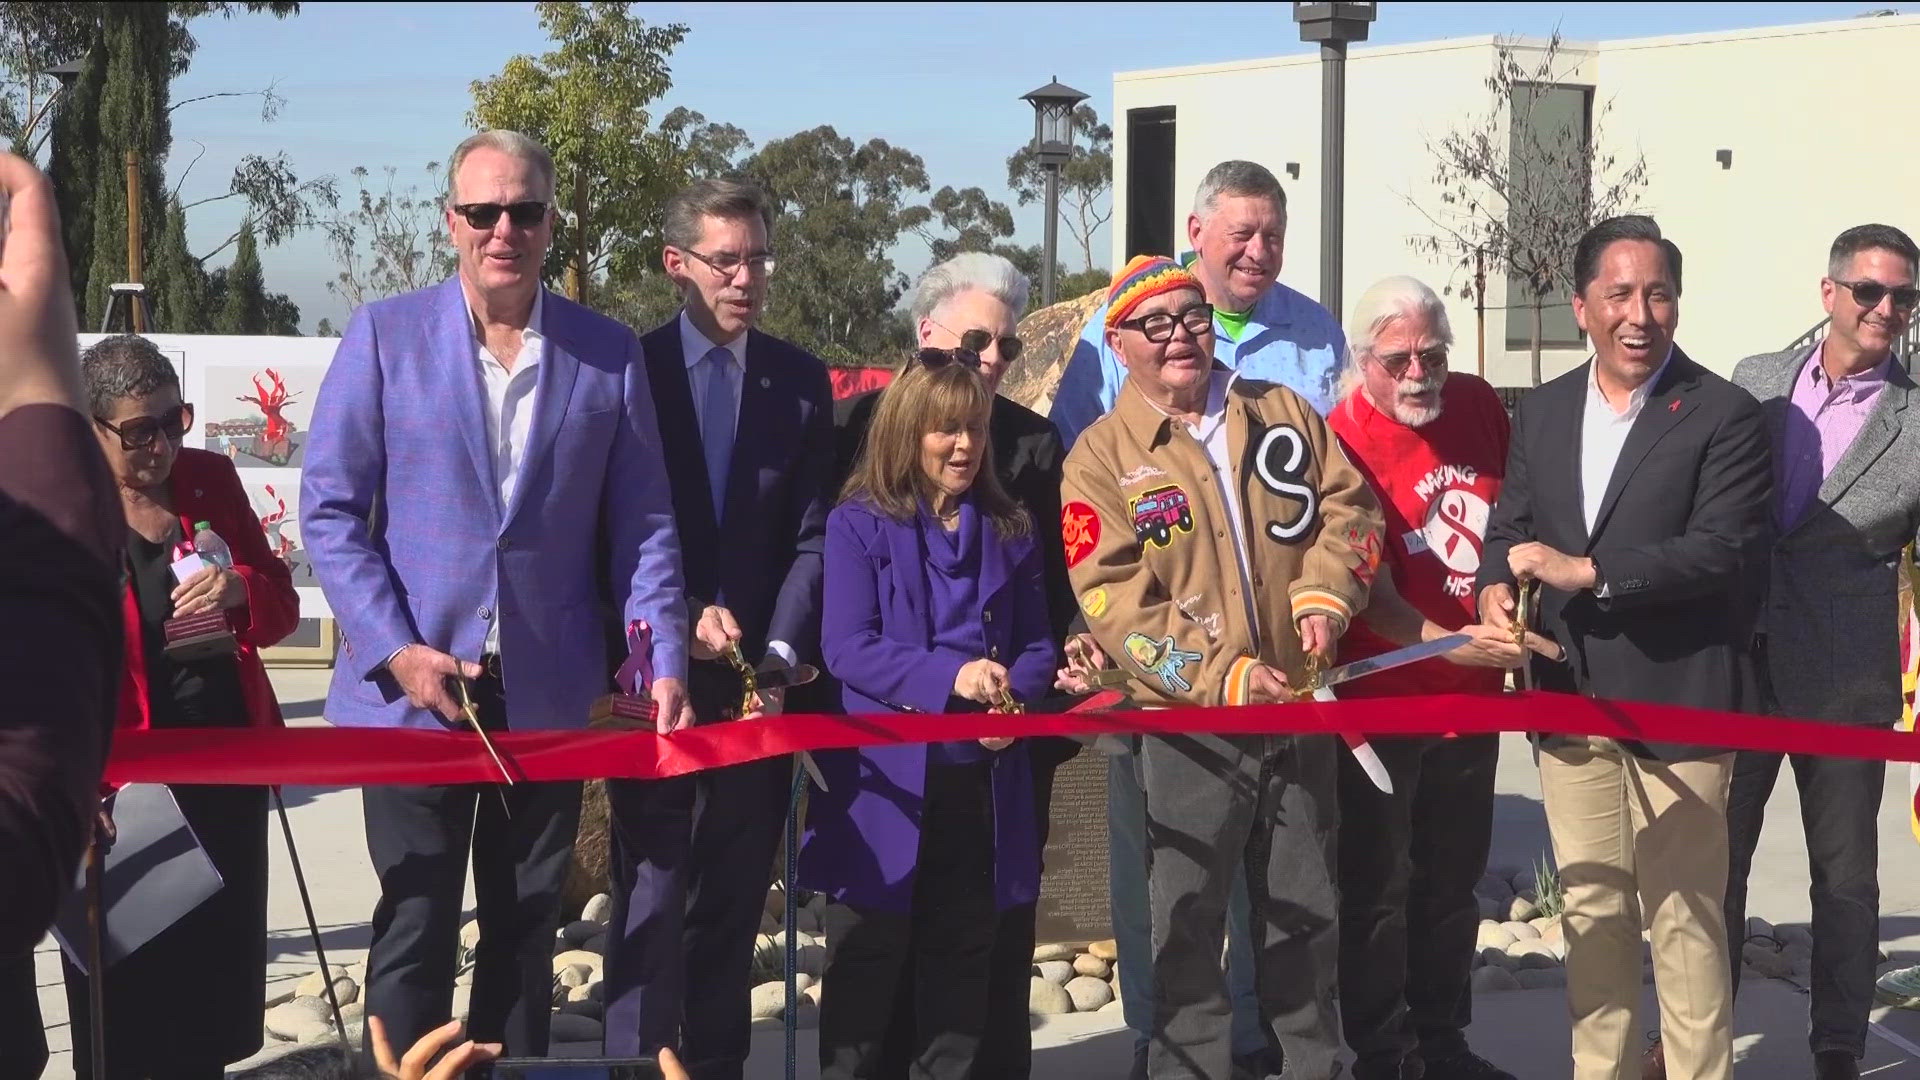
[1478,349,1774,760]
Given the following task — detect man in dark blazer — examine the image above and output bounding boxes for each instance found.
[1725,224,1920,1080]
[600,178,834,1079]
[833,251,1076,1079]
[1478,216,1772,1080]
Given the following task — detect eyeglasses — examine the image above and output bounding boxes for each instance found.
[930,319,1023,364]
[451,201,550,230]
[95,403,194,451]
[1116,302,1215,344]
[1833,278,1920,314]
[913,347,982,371]
[680,248,777,280]
[1370,348,1450,380]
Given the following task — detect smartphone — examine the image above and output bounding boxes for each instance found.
[488,1059,664,1080]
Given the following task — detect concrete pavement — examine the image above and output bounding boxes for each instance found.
[28,668,1920,1077]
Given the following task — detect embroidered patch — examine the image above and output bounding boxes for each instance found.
[1118,463,1171,488]
[1124,632,1204,694]
[1130,484,1195,549]
[1062,502,1102,568]
[1250,423,1317,543]
[1081,587,1109,619]
[1349,526,1383,588]
[1175,594,1224,641]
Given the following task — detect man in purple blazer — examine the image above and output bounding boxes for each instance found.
[600,178,833,1079]
[301,130,691,1059]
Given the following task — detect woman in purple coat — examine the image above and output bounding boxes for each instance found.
[804,350,1058,1079]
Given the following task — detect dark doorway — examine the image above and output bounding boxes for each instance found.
[1125,106,1177,260]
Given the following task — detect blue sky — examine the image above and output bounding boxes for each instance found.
[162,1,1884,331]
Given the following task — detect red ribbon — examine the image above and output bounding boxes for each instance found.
[102,692,1920,788]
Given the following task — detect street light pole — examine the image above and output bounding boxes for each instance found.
[1293,2,1376,322]
[1021,77,1089,309]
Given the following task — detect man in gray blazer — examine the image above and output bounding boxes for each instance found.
[1726,223,1920,1080]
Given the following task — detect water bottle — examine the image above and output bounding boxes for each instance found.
[192,521,234,570]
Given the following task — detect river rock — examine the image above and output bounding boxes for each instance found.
[1036,960,1075,986]
[1089,939,1118,961]
[793,973,816,993]
[1476,873,1514,902]
[1470,966,1521,993]
[1477,896,1502,920]
[294,966,349,999]
[580,934,607,956]
[581,892,613,926]
[1100,996,1124,1013]
[1074,954,1113,979]
[793,997,821,1030]
[1478,947,1516,971]
[795,907,822,934]
[1509,868,1538,894]
[1781,943,1815,978]
[1032,943,1077,963]
[553,950,604,978]
[588,980,604,1003]
[266,997,333,1043]
[1776,924,1816,952]
[560,920,602,947]
[265,987,296,1008]
[567,981,597,1003]
[1506,895,1540,923]
[550,1013,603,1043]
[1502,920,1540,942]
[796,943,827,978]
[561,999,605,1021]
[1029,976,1072,1015]
[804,983,823,1006]
[557,963,593,989]
[1507,940,1561,970]
[1743,941,1793,979]
[460,919,482,951]
[750,981,787,1020]
[1516,968,1567,990]
[1476,922,1516,952]
[1745,915,1774,942]
[1066,976,1114,1012]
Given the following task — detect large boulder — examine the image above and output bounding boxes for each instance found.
[563,781,613,914]
[1003,288,1107,416]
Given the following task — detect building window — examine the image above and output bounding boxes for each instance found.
[1504,82,1592,351]
[1126,106,1177,260]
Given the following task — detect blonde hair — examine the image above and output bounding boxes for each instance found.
[840,357,1030,539]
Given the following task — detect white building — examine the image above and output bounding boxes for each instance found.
[1108,12,1920,387]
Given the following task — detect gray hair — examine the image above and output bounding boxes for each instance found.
[663,178,775,252]
[1337,276,1454,401]
[80,334,179,418]
[446,129,556,205]
[909,252,1031,326]
[1192,160,1287,222]
[1828,223,1919,280]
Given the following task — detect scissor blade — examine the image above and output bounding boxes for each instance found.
[1079,668,1136,690]
[756,664,820,692]
[1319,633,1471,688]
[798,751,829,793]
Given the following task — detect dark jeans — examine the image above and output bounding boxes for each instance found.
[1337,734,1498,1079]
[0,948,47,1080]
[1725,747,1885,1057]
[1141,733,1344,1080]
[819,762,1000,1080]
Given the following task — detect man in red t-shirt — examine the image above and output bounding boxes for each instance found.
[1327,276,1549,1080]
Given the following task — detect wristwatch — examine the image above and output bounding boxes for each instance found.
[1588,555,1607,594]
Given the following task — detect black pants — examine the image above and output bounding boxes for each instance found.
[968,743,1065,1080]
[0,949,46,1080]
[1725,747,1885,1057]
[1337,734,1498,1080]
[820,762,1000,1080]
[360,670,582,1058]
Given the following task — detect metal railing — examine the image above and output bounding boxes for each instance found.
[1784,314,1920,359]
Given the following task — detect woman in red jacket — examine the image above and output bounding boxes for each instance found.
[68,334,300,1079]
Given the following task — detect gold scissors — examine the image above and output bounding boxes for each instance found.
[722,641,759,718]
[448,675,516,816]
[1514,578,1540,691]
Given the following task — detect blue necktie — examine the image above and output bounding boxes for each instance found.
[701,346,736,521]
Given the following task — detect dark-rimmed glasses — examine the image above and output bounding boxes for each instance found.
[95,403,194,451]
[1833,278,1920,314]
[930,319,1023,363]
[451,201,550,230]
[914,347,982,370]
[680,248,777,280]
[1370,347,1450,380]
[1116,302,1215,343]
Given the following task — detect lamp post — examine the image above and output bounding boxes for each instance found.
[1293,1,1376,322]
[1021,77,1088,308]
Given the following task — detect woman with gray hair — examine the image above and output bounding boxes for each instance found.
[62,334,300,1080]
[831,252,1081,1079]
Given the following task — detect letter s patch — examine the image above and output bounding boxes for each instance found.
[1251,423,1317,543]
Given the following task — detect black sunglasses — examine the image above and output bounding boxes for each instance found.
[1116,301,1215,344]
[1835,278,1920,314]
[914,347,982,371]
[930,319,1023,363]
[451,201,550,230]
[96,403,194,451]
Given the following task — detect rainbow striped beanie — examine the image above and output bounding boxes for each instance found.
[1106,254,1202,328]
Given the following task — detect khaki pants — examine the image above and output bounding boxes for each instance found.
[1539,738,1734,1080]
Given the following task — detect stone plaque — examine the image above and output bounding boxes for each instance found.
[1035,747,1113,944]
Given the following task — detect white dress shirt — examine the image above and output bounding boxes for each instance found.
[1580,350,1670,596]
[476,291,546,654]
[677,310,797,670]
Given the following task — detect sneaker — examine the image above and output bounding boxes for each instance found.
[1420,1050,1516,1080]
[1876,964,1920,1009]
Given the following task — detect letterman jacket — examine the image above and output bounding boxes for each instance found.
[1061,371,1383,708]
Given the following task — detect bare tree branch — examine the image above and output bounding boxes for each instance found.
[166,78,285,120]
